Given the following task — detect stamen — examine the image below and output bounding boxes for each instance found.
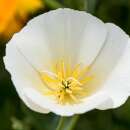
[40,60,93,104]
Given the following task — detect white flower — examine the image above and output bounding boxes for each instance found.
[4,8,130,116]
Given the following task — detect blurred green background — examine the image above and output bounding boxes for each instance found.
[1,0,130,130]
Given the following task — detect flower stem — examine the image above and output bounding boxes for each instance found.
[56,116,65,130]
[67,115,80,130]
[55,115,80,130]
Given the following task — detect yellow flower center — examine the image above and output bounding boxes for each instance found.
[40,60,93,105]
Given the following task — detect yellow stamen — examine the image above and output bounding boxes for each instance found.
[40,60,93,104]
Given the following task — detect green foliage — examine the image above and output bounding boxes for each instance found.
[1,0,130,130]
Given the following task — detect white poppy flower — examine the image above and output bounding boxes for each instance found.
[4,8,130,116]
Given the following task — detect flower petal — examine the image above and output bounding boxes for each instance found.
[4,40,50,113]
[12,8,107,71]
[97,40,130,109]
[23,87,109,116]
[88,23,130,109]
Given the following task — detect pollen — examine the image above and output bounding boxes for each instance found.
[40,60,93,105]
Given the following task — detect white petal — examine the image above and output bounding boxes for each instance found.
[97,39,130,109]
[4,41,50,113]
[96,98,113,110]
[88,23,130,109]
[23,87,109,116]
[12,8,107,71]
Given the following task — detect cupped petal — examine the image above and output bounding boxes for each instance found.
[97,39,130,110]
[4,40,50,113]
[4,8,109,116]
[23,87,110,116]
[5,40,108,116]
[12,8,107,71]
[87,23,130,109]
